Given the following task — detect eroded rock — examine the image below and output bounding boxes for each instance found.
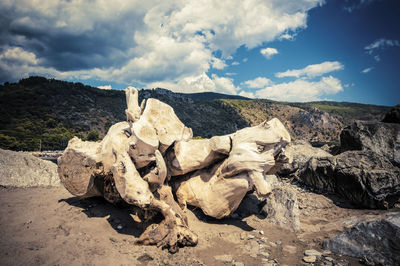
[0,149,60,187]
[298,150,400,208]
[324,212,400,265]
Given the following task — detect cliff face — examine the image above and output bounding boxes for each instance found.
[0,76,391,151]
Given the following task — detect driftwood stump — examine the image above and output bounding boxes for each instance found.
[58,87,291,252]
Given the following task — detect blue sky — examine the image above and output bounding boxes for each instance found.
[0,0,399,105]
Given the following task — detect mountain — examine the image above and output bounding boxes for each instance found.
[0,76,392,151]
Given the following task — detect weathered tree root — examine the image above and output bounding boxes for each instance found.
[58,86,290,253]
[136,186,198,253]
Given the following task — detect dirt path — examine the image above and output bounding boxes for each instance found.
[0,186,392,266]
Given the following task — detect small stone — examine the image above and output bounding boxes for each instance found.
[275,241,282,245]
[284,245,297,254]
[233,262,244,266]
[214,254,233,263]
[248,234,255,240]
[117,225,123,230]
[250,253,257,258]
[259,230,264,235]
[325,257,334,262]
[303,256,316,263]
[109,237,118,242]
[231,213,240,219]
[260,252,269,258]
[269,242,277,247]
[322,250,332,256]
[304,249,321,258]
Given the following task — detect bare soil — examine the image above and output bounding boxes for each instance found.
[0,186,395,266]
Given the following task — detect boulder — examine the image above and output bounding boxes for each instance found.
[261,186,300,232]
[298,150,400,209]
[340,120,400,166]
[382,104,400,124]
[277,140,331,177]
[0,149,60,187]
[324,212,400,265]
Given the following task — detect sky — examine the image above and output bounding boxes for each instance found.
[0,0,399,106]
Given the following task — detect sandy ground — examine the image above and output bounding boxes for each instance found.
[0,185,395,266]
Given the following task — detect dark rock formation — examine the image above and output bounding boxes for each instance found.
[277,140,332,178]
[298,150,400,209]
[340,120,400,166]
[324,212,400,265]
[382,104,400,124]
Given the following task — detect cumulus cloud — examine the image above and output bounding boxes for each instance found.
[0,0,324,94]
[275,61,344,79]
[211,57,227,70]
[147,73,239,95]
[98,85,112,90]
[242,77,272,89]
[260,47,278,59]
[255,76,343,102]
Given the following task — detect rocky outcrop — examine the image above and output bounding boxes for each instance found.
[382,105,400,124]
[324,212,400,265]
[0,149,60,187]
[277,140,332,178]
[298,150,400,208]
[262,186,300,232]
[340,120,400,166]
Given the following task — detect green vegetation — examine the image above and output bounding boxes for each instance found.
[0,76,392,151]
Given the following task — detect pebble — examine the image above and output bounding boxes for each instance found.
[325,257,334,262]
[284,245,297,254]
[269,242,277,247]
[322,250,332,256]
[304,249,321,258]
[248,234,255,240]
[260,252,269,258]
[116,225,123,230]
[259,230,264,235]
[275,241,282,245]
[303,255,316,263]
[214,254,232,263]
[231,213,240,219]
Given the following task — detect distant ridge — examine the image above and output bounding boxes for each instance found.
[0,76,391,151]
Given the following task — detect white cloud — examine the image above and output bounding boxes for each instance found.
[365,38,400,55]
[238,90,255,98]
[344,0,379,13]
[211,57,227,70]
[275,61,344,79]
[225,72,237,76]
[0,0,324,95]
[243,58,248,62]
[98,85,112,90]
[242,77,273,89]
[260,47,278,59]
[255,76,343,102]
[361,67,373,74]
[147,73,239,95]
[231,61,240,66]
